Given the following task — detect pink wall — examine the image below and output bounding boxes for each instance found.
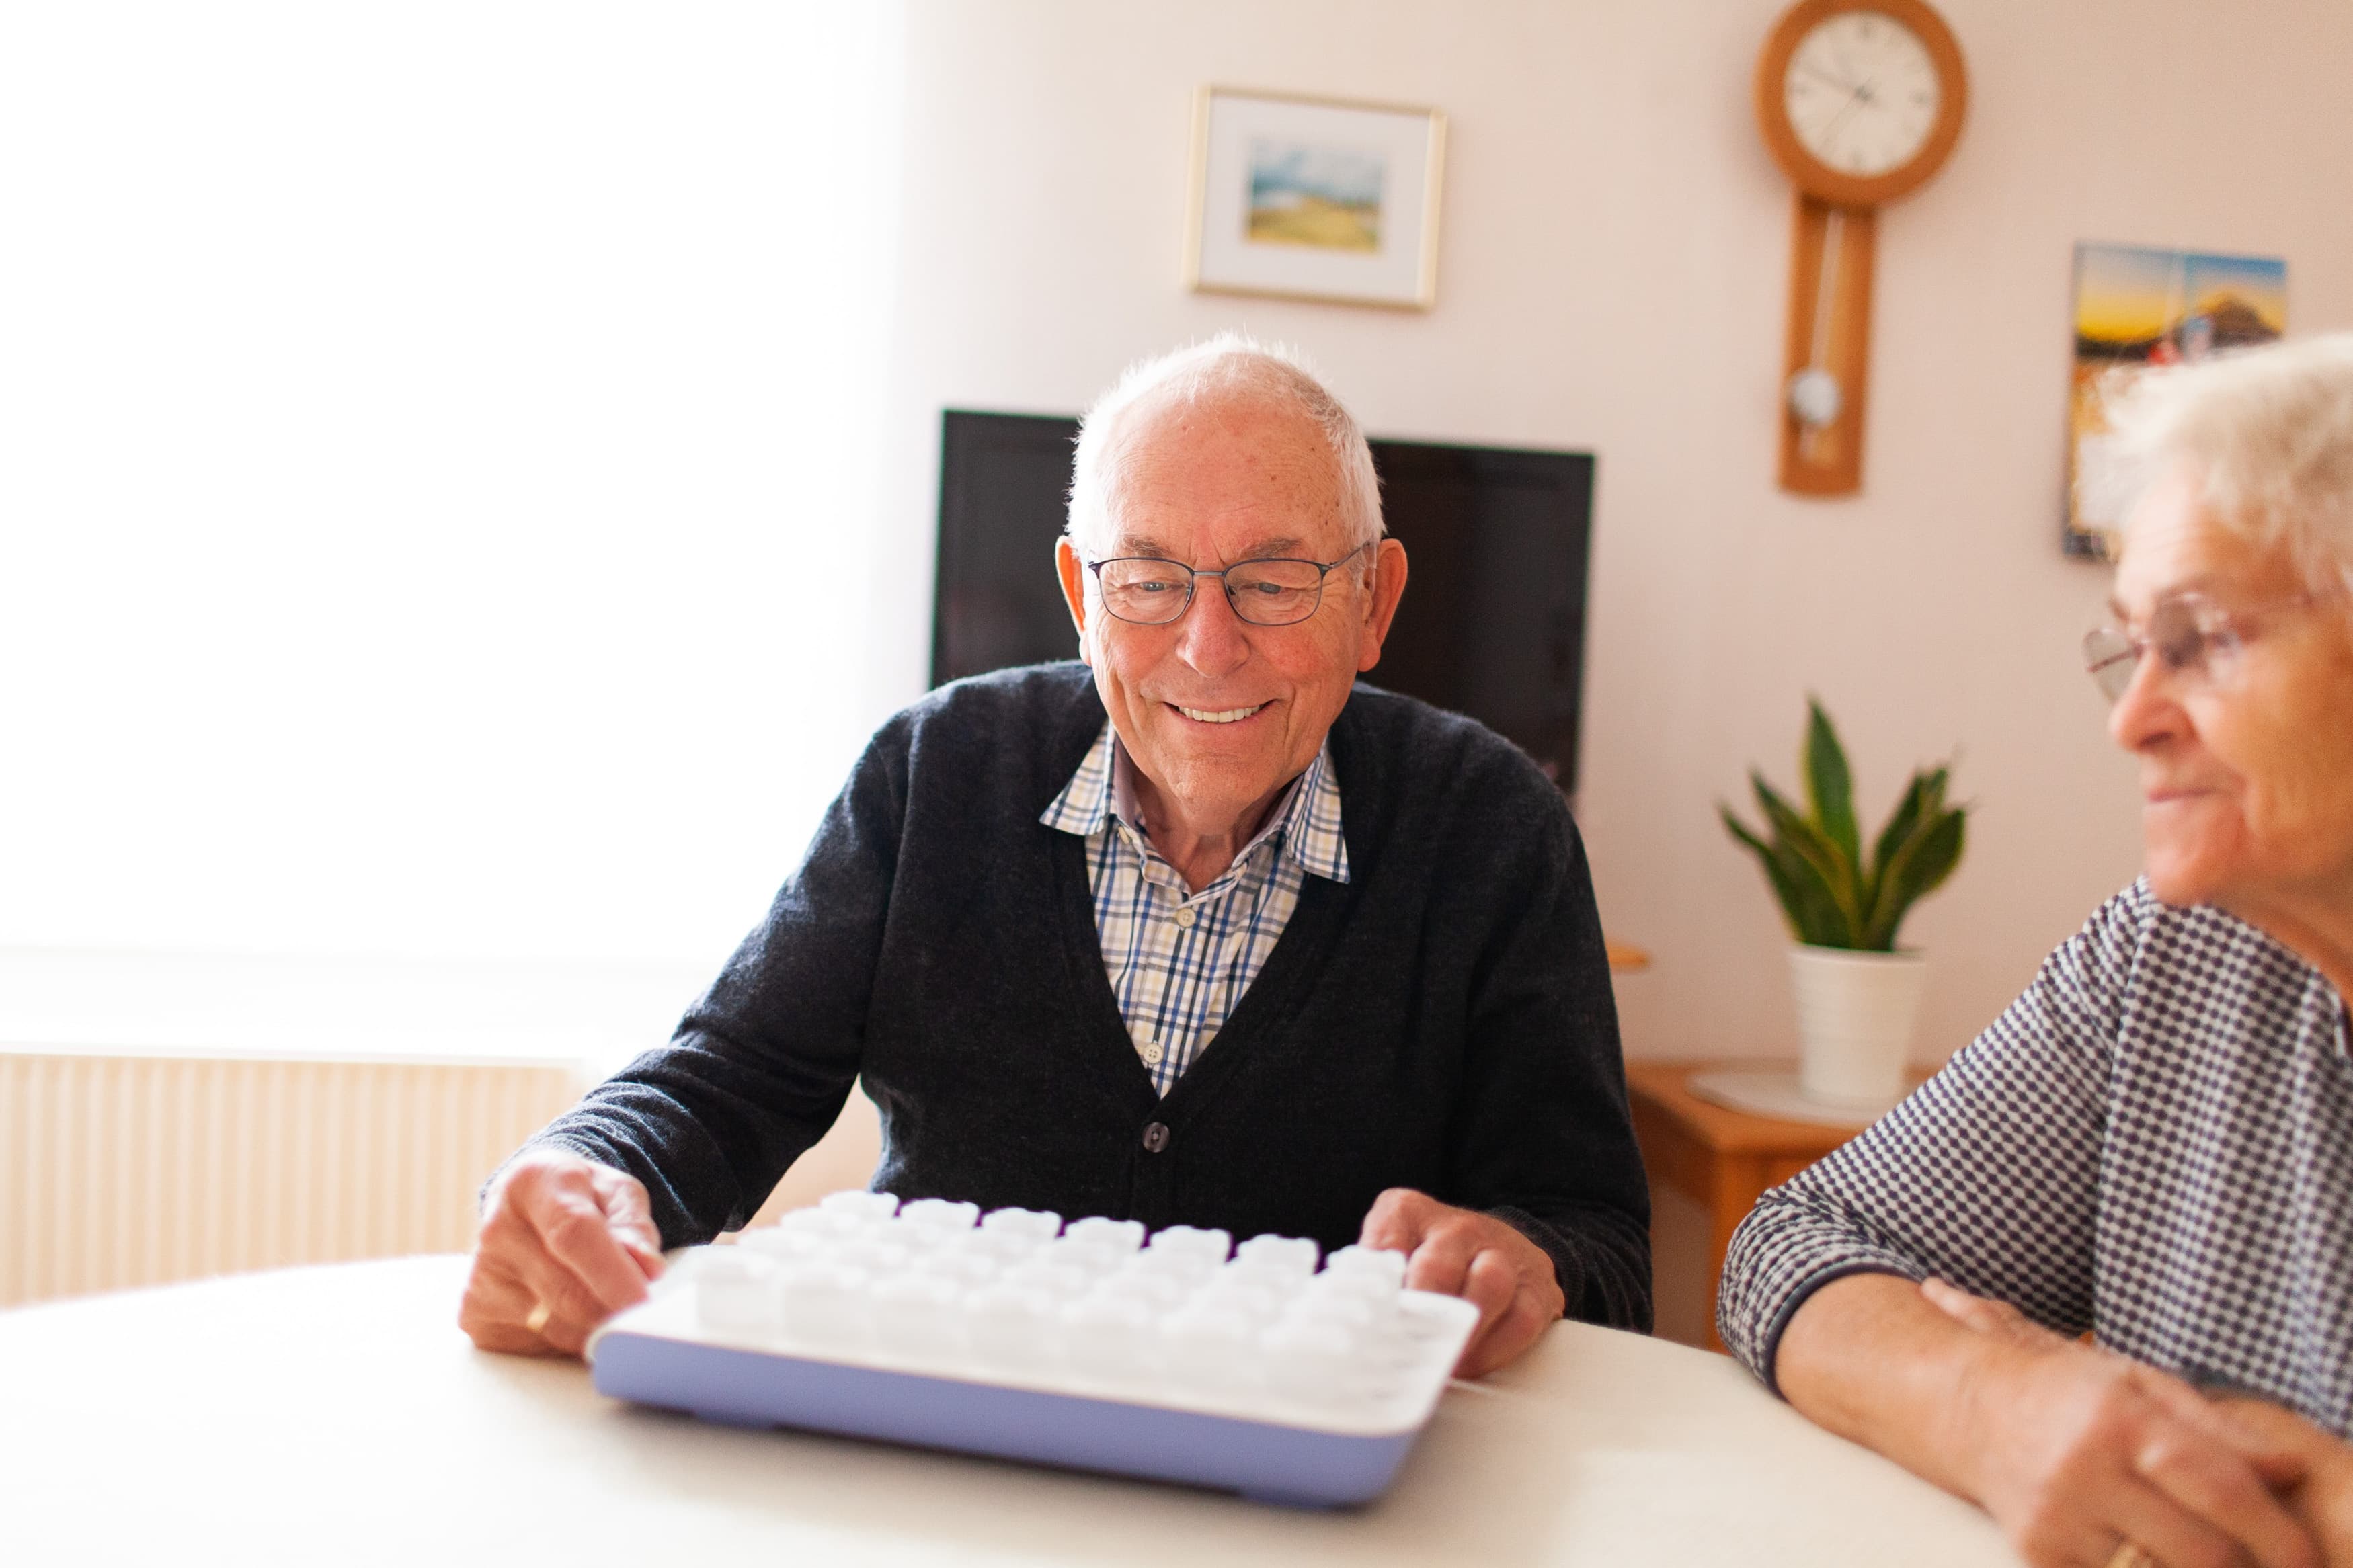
[867,0,2353,1064]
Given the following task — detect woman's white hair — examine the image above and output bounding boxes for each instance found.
[1065,333,1384,567]
[2105,331,2353,591]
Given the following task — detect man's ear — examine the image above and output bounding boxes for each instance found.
[1355,538,1410,673]
[1054,536,1094,665]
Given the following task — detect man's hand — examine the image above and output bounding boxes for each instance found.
[1921,1278,2320,1568]
[1358,1188,1563,1378]
[458,1149,665,1358]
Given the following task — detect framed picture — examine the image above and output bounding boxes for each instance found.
[2065,241,2286,558]
[1183,87,1447,311]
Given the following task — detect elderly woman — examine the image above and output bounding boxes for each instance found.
[1719,333,2353,1568]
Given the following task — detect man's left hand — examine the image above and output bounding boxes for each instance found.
[1358,1188,1564,1378]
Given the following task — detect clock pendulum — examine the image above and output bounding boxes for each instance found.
[1755,0,1968,495]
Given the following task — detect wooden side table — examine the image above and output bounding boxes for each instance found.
[1625,1060,1876,1352]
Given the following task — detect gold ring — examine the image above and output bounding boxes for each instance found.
[524,1298,553,1337]
[2105,1542,2161,1568]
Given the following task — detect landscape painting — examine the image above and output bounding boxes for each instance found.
[1246,141,1386,253]
[1186,87,1445,308]
[2065,241,2286,557]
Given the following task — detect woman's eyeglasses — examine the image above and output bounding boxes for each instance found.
[2083,589,2327,702]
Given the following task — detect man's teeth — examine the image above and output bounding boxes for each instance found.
[1176,703,1265,724]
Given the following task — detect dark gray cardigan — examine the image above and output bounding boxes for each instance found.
[534,663,1651,1330]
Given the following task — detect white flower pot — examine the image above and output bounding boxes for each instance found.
[1787,945,1929,1110]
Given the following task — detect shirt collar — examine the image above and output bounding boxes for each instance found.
[1039,722,1349,885]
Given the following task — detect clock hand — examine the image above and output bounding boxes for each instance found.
[1819,89,1869,147]
[1799,62,1862,96]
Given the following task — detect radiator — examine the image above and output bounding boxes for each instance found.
[0,1053,581,1308]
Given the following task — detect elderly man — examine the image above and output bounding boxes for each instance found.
[460,336,1650,1377]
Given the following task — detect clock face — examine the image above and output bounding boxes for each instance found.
[1782,9,1941,178]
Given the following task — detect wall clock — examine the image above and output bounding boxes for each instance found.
[1755,0,1966,495]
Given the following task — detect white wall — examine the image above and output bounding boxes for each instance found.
[867,0,2353,1063]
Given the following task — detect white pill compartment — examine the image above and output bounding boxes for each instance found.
[588,1193,1482,1507]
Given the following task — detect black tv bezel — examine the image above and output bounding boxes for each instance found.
[931,408,1595,792]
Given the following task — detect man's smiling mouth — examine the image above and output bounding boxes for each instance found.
[1173,702,1267,725]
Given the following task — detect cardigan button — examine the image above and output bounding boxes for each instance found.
[1141,1122,1172,1154]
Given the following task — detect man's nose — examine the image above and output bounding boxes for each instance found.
[1174,577,1252,677]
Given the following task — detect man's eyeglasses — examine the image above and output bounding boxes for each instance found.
[1084,542,1372,628]
[2082,589,2327,702]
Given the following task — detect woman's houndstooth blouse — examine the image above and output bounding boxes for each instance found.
[1719,879,2353,1433]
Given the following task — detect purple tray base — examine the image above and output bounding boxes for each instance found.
[592,1329,1421,1508]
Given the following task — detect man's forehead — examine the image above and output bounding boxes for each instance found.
[1098,384,1355,560]
[1119,388,1329,470]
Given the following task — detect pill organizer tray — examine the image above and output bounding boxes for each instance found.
[588,1197,1480,1508]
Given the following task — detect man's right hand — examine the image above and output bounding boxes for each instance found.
[458,1149,665,1358]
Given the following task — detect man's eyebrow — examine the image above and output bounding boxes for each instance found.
[1241,536,1308,558]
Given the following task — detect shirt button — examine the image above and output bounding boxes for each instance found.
[1142,1122,1171,1154]
[1174,907,1197,930]
[1142,1043,1164,1066]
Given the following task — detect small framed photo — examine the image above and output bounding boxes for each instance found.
[2065,241,2286,558]
[1184,87,1447,311]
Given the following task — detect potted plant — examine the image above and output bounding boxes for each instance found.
[1720,699,1968,1108]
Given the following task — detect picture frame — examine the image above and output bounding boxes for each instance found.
[1183,87,1447,311]
[2064,240,2286,559]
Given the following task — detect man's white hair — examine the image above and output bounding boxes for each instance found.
[1065,333,1384,566]
[2106,331,2353,591]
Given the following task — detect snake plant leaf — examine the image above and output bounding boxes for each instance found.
[1870,771,1929,883]
[1862,807,1967,950]
[1863,765,1942,912]
[1724,700,1968,952]
[1720,804,1773,864]
[1805,698,1862,874]
[1722,804,1849,946]
[1771,837,1855,947]
[1751,772,1862,940]
[1900,807,1966,903]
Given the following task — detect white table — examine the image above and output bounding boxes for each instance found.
[0,1257,2018,1566]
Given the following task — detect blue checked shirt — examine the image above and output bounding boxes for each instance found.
[1039,721,1349,1096]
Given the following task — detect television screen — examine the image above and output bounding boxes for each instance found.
[932,410,1595,790]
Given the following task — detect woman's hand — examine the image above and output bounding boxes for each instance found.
[1921,1278,2319,1568]
[2213,1396,2353,1566]
[1776,1273,2321,1568]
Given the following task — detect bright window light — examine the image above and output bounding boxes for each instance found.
[0,4,902,979]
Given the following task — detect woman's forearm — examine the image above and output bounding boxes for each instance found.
[1780,1276,2327,1568]
[1772,1272,1998,1500]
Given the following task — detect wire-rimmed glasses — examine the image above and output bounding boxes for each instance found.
[1084,542,1372,627]
[2082,589,2327,702]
